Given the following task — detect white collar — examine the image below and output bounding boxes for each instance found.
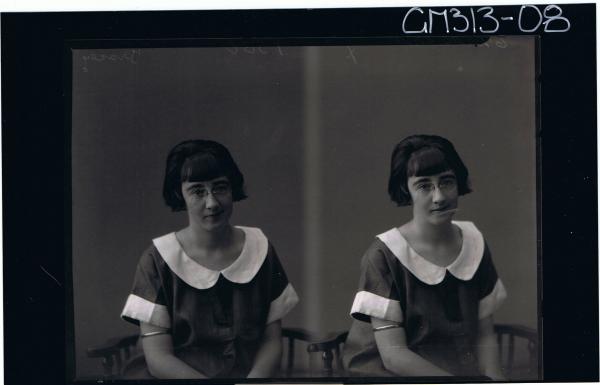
[152,226,268,289]
[376,221,484,285]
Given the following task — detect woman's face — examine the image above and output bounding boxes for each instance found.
[181,176,233,231]
[406,170,459,226]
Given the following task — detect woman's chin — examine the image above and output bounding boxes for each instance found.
[200,218,230,232]
[428,212,455,225]
[197,211,232,230]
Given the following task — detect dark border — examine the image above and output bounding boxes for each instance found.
[534,34,543,379]
[2,5,597,384]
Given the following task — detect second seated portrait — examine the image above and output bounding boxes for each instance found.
[343,134,507,379]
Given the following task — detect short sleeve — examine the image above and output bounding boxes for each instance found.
[265,243,299,324]
[350,243,403,323]
[477,243,508,319]
[120,246,171,329]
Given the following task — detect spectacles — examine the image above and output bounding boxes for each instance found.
[415,179,457,193]
[189,183,232,199]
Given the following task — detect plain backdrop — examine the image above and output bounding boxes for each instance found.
[71,37,537,378]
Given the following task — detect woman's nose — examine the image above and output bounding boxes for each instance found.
[432,186,446,203]
[204,193,220,209]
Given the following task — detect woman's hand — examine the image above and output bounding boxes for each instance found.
[371,317,453,376]
[140,321,207,379]
[247,320,283,378]
[477,316,506,380]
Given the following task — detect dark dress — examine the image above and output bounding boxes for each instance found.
[343,221,507,377]
[121,226,299,378]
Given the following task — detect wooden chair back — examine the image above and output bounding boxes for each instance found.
[305,323,538,379]
[87,327,316,379]
[88,323,538,379]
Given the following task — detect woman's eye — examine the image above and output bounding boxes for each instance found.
[417,184,433,191]
[440,180,456,188]
[193,189,207,196]
[213,185,230,195]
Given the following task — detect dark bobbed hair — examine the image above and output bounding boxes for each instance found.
[163,139,247,211]
[388,135,472,206]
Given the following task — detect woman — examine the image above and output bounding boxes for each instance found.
[343,134,507,379]
[121,139,299,379]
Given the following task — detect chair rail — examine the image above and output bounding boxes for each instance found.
[87,327,319,379]
[306,323,538,379]
[87,323,538,379]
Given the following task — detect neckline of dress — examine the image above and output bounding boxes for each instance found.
[376,220,484,284]
[173,227,248,273]
[152,226,269,289]
[394,223,464,270]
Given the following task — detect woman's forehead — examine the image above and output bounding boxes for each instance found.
[182,176,229,186]
[409,170,456,180]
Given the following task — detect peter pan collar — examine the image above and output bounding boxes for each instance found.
[153,226,268,289]
[376,221,484,285]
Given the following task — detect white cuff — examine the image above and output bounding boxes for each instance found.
[267,283,299,324]
[350,291,403,322]
[479,279,508,319]
[121,294,171,328]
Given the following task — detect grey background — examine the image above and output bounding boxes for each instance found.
[72,37,537,378]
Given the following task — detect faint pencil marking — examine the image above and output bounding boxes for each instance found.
[346,46,357,64]
[40,265,62,287]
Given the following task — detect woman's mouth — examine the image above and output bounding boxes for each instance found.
[431,206,456,214]
[204,211,224,220]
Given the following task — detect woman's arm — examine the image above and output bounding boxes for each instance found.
[476,315,506,380]
[371,317,453,376]
[140,321,207,379]
[246,320,283,378]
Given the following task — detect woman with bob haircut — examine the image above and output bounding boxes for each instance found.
[343,134,507,379]
[121,139,299,379]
